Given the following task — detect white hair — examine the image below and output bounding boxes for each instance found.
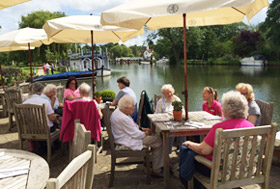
[221,91,248,119]
[43,84,57,94]
[118,96,134,111]
[161,84,175,94]
[79,82,91,96]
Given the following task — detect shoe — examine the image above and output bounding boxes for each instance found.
[151,170,164,178]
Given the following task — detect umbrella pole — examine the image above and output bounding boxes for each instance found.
[0,64,4,89]
[91,30,95,97]
[183,14,188,120]
[28,43,33,83]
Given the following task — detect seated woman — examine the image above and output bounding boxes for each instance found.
[236,83,261,126]
[64,76,80,101]
[77,82,103,119]
[111,76,137,122]
[155,84,185,159]
[202,87,222,116]
[42,84,63,115]
[179,91,254,188]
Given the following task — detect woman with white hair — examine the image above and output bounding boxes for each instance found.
[155,84,181,113]
[236,83,261,126]
[77,82,103,119]
[179,91,254,188]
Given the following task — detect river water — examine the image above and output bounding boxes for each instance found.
[60,63,280,125]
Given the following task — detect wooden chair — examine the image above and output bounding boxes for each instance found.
[69,120,92,161]
[190,123,278,189]
[103,103,151,187]
[19,82,30,94]
[153,94,162,111]
[56,85,64,104]
[14,103,60,164]
[255,99,273,125]
[47,144,95,189]
[4,87,23,130]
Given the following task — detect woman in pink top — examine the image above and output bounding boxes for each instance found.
[64,76,80,100]
[202,86,222,116]
[179,91,254,188]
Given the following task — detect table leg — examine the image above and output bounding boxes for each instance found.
[162,131,169,188]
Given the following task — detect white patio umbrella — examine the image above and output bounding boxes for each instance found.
[43,15,144,95]
[101,0,269,120]
[0,0,30,10]
[0,27,50,83]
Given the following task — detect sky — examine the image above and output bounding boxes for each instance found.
[0,0,272,47]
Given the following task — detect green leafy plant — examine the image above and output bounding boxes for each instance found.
[94,90,102,98]
[172,101,183,111]
[101,90,116,98]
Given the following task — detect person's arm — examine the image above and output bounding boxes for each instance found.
[182,141,213,156]
[247,115,258,125]
[111,99,117,106]
[98,109,103,119]
[66,94,78,101]
[121,117,145,139]
[111,91,124,106]
[50,95,56,108]
[48,113,59,124]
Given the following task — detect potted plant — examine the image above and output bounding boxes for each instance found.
[94,90,102,104]
[172,101,183,121]
[101,90,116,102]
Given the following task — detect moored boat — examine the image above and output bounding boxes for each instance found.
[33,71,97,82]
[240,55,268,66]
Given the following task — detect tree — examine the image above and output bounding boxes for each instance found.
[232,30,264,57]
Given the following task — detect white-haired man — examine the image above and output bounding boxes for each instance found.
[110,96,163,177]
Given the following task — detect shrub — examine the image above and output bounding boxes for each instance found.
[101,90,116,99]
[94,90,102,98]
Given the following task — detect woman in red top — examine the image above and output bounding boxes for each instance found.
[202,87,222,116]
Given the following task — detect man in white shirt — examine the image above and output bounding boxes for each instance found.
[23,83,59,132]
[110,96,163,177]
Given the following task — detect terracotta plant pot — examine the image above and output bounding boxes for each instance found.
[173,110,182,121]
[95,96,102,104]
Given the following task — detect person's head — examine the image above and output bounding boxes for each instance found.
[79,82,91,97]
[29,83,44,95]
[235,83,255,101]
[66,77,78,90]
[43,84,57,98]
[221,91,248,119]
[161,84,175,101]
[202,87,219,101]
[118,96,135,115]
[117,77,130,89]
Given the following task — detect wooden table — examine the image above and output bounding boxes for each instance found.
[0,149,49,189]
[148,111,222,188]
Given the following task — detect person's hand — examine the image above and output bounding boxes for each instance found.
[144,130,151,136]
[141,127,150,132]
[51,95,56,102]
[182,141,191,147]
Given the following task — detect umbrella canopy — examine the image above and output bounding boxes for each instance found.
[0,0,30,10]
[43,15,144,95]
[0,27,50,82]
[101,0,269,120]
[43,15,144,43]
[101,0,269,30]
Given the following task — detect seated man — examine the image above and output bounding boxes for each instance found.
[77,82,103,119]
[24,83,60,132]
[110,96,163,177]
[41,84,64,116]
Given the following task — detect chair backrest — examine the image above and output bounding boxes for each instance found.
[14,103,50,140]
[210,123,277,189]
[137,91,145,127]
[70,120,91,160]
[153,94,162,111]
[19,82,30,94]
[103,103,116,155]
[255,99,273,125]
[4,87,23,113]
[47,144,95,189]
[56,86,64,104]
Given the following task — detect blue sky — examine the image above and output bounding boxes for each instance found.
[0,0,272,46]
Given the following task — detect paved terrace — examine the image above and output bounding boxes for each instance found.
[0,117,279,189]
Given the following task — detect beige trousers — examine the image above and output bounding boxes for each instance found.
[143,135,163,170]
